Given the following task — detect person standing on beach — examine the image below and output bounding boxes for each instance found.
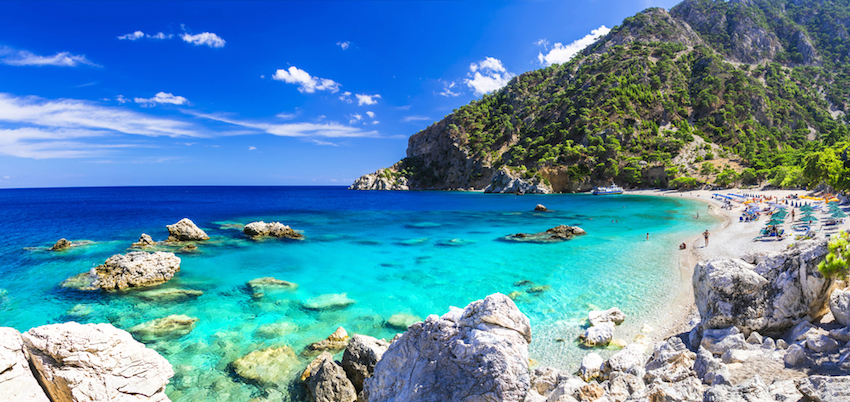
[703,230,710,247]
[646,233,649,240]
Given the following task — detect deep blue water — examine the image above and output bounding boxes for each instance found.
[0,186,719,401]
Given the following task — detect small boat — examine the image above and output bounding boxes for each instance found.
[592,185,624,195]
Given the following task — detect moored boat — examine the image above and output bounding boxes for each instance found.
[592,185,624,195]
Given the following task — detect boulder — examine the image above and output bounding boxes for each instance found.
[703,375,772,402]
[301,352,357,402]
[604,371,645,402]
[784,344,807,367]
[243,221,304,239]
[131,233,156,248]
[341,334,390,392]
[524,367,584,402]
[308,327,350,352]
[830,288,850,327]
[806,334,839,353]
[644,337,696,383]
[386,313,421,330]
[589,307,626,326]
[701,327,748,355]
[50,238,72,251]
[484,166,553,194]
[579,322,614,347]
[534,204,548,211]
[504,225,587,243]
[693,237,832,335]
[22,322,173,402]
[62,251,181,291]
[363,293,531,401]
[632,376,704,401]
[796,375,850,402]
[0,327,51,401]
[578,352,603,381]
[166,218,209,242]
[603,344,647,379]
[231,345,300,386]
[129,314,198,342]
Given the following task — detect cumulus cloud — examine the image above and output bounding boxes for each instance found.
[148,32,171,40]
[336,41,350,50]
[355,93,380,106]
[273,66,341,93]
[115,95,130,104]
[537,25,610,66]
[339,91,353,103]
[0,46,98,67]
[464,57,514,96]
[366,111,375,118]
[118,31,144,40]
[180,32,226,48]
[349,113,363,124]
[439,80,461,97]
[133,92,189,107]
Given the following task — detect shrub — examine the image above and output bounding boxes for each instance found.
[819,232,850,280]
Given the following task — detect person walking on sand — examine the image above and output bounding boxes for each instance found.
[703,230,710,247]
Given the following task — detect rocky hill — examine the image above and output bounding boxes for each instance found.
[351,0,850,193]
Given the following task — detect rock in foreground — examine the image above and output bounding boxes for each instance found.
[63,251,181,291]
[0,327,51,401]
[243,221,304,239]
[302,352,357,402]
[22,322,173,402]
[504,225,587,243]
[166,218,209,242]
[363,293,531,401]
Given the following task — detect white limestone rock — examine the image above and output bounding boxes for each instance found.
[693,237,832,335]
[604,371,644,402]
[806,334,840,353]
[63,251,181,291]
[784,344,807,367]
[603,344,647,379]
[700,326,748,355]
[243,221,304,239]
[484,166,553,194]
[580,322,615,347]
[796,375,850,402]
[0,327,51,401]
[644,337,697,384]
[348,168,409,191]
[702,375,773,402]
[341,334,389,392]
[830,288,850,327]
[363,293,531,401]
[22,322,174,402]
[579,352,604,382]
[589,307,626,327]
[166,218,209,242]
[131,233,156,248]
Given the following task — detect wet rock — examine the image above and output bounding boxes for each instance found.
[0,327,51,401]
[129,314,198,342]
[231,345,300,386]
[308,327,349,352]
[579,352,603,381]
[796,375,850,402]
[50,238,72,251]
[135,287,203,302]
[579,322,614,347]
[22,322,173,402]
[131,233,157,248]
[830,288,850,327]
[301,352,356,402]
[303,293,356,310]
[589,307,626,326]
[62,251,181,291]
[504,225,587,243]
[363,293,531,401]
[247,277,298,298]
[166,218,209,242]
[243,221,304,239]
[386,313,421,330]
[341,334,389,392]
[693,237,832,335]
[534,204,548,211]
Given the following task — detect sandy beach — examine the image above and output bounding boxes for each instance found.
[629,188,850,341]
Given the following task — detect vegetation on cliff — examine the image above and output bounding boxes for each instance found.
[356,0,850,192]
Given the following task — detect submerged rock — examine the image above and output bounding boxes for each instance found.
[50,238,72,251]
[504,225,587,243]
[386,313,421,330]
[166,218,209,242]
[135,287,203,302]
[131,233,157,248]
[62,251,181,291]
[363,293,531,401]
[0,327,51,401]
[693,237,832,334]
[342,334,389,392]
[22,322,173,402]
[243,221,304,239]
[247,277,298,299]
[231,345,300,386]
[129,314,198,341]
[302,352,357,402]
[303,293,356,310]
[308,327,350,352]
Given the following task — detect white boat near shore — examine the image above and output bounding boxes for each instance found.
[592,185,624,195]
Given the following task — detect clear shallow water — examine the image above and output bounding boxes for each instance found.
[0,186,719,400]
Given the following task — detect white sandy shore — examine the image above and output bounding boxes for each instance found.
[627,188,850,341]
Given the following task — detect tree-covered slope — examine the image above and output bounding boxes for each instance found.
[352,0,850,192]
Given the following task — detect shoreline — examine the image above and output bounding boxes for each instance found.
[627,188,847,343]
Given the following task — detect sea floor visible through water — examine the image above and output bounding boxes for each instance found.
[0,186,720,401]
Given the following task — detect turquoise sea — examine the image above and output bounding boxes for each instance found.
[0,186,719,400]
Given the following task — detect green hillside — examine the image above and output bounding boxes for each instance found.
[354,0,850,192]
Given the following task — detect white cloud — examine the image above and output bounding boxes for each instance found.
[115,95,130,104]
[372,121,379,125]
[273,66,341,93]
[148,32,171,40]
[180,32,226,48]
[336,41,350,50]
[534,38,550,50]
[191,111,381,138]
[339,91,352,103]
[276,112,296,120]
[355,93,380,106]
[248,146,256,151]
[134,92,189,107]
[118,31,144,40]
[0,46,98,67]
[0,127,129,159]
[439,80,461,97]
[464,57,514,96]
[311,139,338,146]
[349,113,363,124]
[402,115,430,123]
[537,25,610,66]
[366,111,375,119]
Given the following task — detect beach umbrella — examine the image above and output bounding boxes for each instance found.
[772,211,788,217]
[830,210,848,218]
[801,215,819,222]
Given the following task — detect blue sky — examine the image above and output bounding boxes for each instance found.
[0,0,679,188]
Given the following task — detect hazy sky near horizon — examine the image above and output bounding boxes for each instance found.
[0,0,679,188]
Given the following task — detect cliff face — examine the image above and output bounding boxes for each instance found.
[352,0,850,192]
